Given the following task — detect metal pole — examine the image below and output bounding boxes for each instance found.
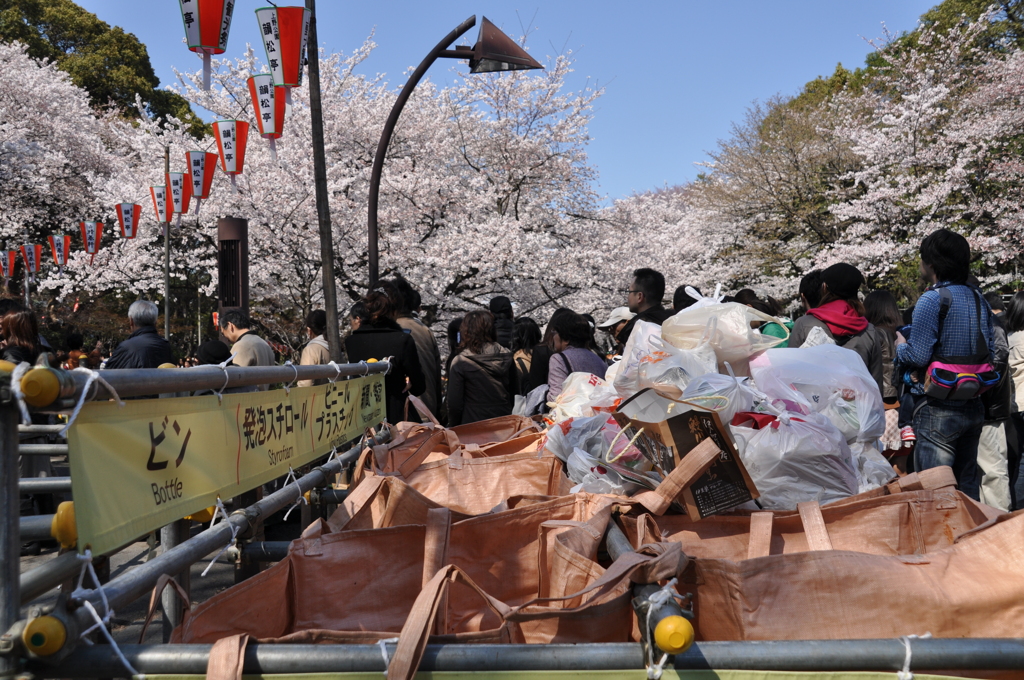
[40,361,390,405]
[0,401,19,677]
[19,516,53,542]
[17,444,68,456]
[164,146,171,341]
[305,0,343,362]
[34,639,1024,677]
[18,477,71,494]
[159,519,191,642]
[20,550,81,605]
[366,15,477,285]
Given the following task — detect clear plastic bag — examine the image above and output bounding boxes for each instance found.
[566,446,640,496]
[547,373,620,424]
[612,320,662,398]
[749,344,885,443]
[730,410,859,510]
[681,370,767,425]
[637,335,718,398]
[849,440,897,493]
[662,302,788,372]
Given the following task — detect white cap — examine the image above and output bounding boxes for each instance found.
[597,306,635,330]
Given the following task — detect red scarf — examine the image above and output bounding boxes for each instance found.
[807,300,868,337]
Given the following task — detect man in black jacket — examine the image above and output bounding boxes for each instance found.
[979,292,1012,510]
[616,268,674,345]
[105,300,174,369]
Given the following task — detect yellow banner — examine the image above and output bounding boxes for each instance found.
[67,375,385,555]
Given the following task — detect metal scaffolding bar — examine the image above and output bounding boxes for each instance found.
[68,429,389,632]
[19,550,81,605]
[18,444,68,456]
[32,638,1024,677]
[18,477,71,494]
[47,361,390,405]
[19,424,65,437]
[238,541,290,562]
[0,401,18,677]
[19,514,52,541]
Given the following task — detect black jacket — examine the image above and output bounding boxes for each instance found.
[105,326,174,369]
[528,343,553,390]
[494,317,515,350]
[616,305,674,345]
[983,314,1012,421]
[345,318,426,423]
[446,342,518,426]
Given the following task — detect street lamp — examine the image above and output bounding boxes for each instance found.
[366,15,543,285]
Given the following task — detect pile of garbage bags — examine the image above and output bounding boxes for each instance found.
[552,301,894,511]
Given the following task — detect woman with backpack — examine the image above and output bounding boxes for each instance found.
[547,310,608,400]
[446,311,518,426]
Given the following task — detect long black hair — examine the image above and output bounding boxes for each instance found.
[864,290,902,337]
[1005,291,1024,334]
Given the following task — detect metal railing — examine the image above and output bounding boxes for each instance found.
[1,360,390,677]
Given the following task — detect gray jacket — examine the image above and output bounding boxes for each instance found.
[790,315,885,395]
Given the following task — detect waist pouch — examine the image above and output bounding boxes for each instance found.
[923,360,999,401]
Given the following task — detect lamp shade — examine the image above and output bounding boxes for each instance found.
[150,186,170,223]
[0,251,15,279]
[179,0,235,90]
[468,17,544,73]
[48,235,71,267]
[247,74,287,139]
[79,222,103,256]
[20,244,43,274]
[186,151,219,213]
[115,203,142,239]
[213,120,248,175]
[254,6,310,88]
[166,172,193,215]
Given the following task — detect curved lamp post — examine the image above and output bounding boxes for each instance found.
[366,15,543,285]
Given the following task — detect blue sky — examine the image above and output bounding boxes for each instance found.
[80,1,936,203]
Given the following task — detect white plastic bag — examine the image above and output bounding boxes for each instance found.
[681,371,766,425]
[567,446,639,496]
[800,325,836,348]
[636,335,718,398]
[612,320,663,398]
[849,440,896,493]
[749,344,885,443]
[547,373,620,424]
[662,302,788,371]
[730,410,858,510]
[682,283,725,310]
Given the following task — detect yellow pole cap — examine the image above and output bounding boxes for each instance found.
[186,506,216,523]
[22,615,67,656]
[21,367,60,408]
[366,358,378,363]
[654,615,695,655]
[0,360,17,374]
[51,501,77,550]
[158,363,177,369]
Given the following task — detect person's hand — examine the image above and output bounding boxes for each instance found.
[895,331,907,346]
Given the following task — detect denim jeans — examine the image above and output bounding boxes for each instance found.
[913,398,985,500]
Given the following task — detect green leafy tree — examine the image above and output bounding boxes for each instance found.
[0,0,206,136]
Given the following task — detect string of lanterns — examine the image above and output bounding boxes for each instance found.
[14,4,308,279]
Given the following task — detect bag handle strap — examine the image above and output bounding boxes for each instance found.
[328,474,387,531]
[138,573,191,643]
[396,429,460,478]
[747,511,773,559]
[422,508,451,589]
[206,633,249,680]
[406,394,441,426]
[797,501,833,551]
[633,438,722,515]
[389,566,512,680]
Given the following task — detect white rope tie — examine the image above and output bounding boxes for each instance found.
[644,578,680,680]
[71,550,143,678]
[10,361,31,425]
[326,360,342,383]
[282,466,307,522]
[360,360,370,376]
[897,633,932,680]
[59,368,125,437]
[282,360,298,394]
[325,446,339,464]
[201,498,238,577]
[213,354,236,404]
[378,636,399,677]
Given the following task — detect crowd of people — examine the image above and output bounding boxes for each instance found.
[7,228,1024,520]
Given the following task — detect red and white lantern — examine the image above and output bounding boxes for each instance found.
[48,234,71,276]
[178,0,235,90]
[247,74,287,159]
[150,186,170,223]
[254,6,310,100]
[186,151,218,213]
[20,244,42,279]
[165,172,193,228]
[0,251,15,282]
[79,221,103,265]
[116,203,141,239]
[212,120,249,188]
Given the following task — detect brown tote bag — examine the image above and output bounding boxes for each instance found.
[694,509,1024,641]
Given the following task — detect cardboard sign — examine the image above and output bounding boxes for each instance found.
[613,388,757,520]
